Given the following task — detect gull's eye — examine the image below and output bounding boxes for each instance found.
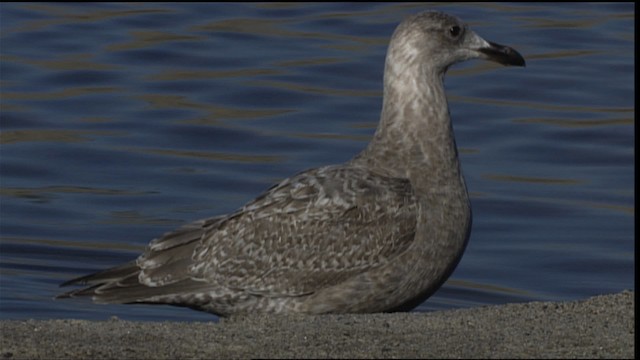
[449,25,462,38]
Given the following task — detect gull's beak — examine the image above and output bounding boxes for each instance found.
[479,40,526,67]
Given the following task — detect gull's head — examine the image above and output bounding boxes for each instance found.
[388,11,525,75]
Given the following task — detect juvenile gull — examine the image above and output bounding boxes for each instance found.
[57,11,525,316]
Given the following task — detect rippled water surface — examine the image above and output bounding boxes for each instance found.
[0,3,634,321]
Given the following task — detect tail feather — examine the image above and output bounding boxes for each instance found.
[59,261,139,288]
[56,217,221,305]
[58,271,213,304]
[56,262,141,299]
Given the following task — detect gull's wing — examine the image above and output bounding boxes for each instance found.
[58,165,418,307]
[185,165,418,296]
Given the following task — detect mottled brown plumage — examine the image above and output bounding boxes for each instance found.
[57,10,525,316]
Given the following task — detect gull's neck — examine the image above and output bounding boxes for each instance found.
[352,38,464,194]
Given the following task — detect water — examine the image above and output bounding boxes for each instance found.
[0,3,634,322]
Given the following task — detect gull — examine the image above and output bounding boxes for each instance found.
[57,10,525,316]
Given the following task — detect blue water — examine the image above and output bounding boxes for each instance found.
[0,3,634,322]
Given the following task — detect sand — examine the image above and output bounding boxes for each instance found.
[0,290,633,359]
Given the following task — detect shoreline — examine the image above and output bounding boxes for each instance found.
[0,290,633,359]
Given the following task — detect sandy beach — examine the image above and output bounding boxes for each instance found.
[0,290,633,359]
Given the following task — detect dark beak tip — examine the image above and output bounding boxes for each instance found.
[508,48,526,67]
[482,41,526,68]
[513,57,526,67]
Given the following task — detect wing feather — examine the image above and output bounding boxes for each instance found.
[183,165,418,297]
[60,165,418,307]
